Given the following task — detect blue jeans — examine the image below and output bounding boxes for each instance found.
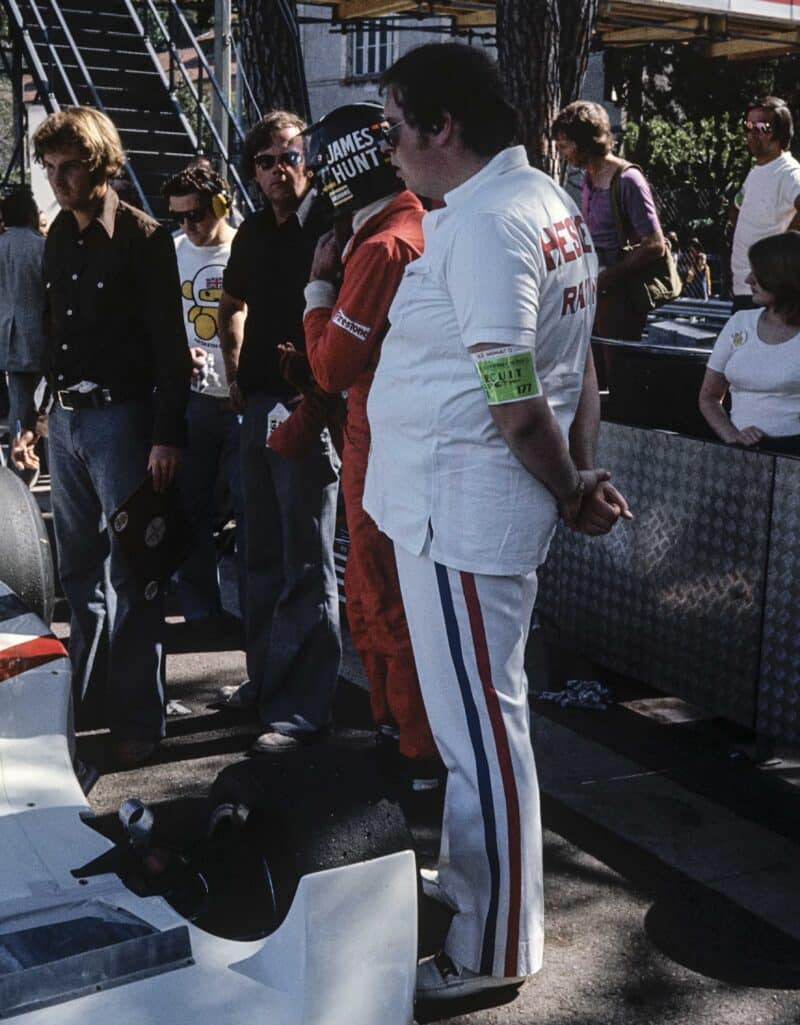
[240,392,341,735]
[174,391,245,621]
[49,400,165,741]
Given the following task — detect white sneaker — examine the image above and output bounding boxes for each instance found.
[416,952,524,1001]
[419,868,457,909]
[216,679,256,710]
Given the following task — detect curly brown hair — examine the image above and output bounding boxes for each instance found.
[551,101,613,160]
[161,164,230,202]
[32,107,126,181]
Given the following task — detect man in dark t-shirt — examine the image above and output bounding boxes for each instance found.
[218,111,340,750]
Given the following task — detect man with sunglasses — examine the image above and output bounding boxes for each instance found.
[218,111,341,752]
[162,164,243,625]
[362,43,631,1003]
[730,96,800,311]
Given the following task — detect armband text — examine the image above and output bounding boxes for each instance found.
[473,347,540,405]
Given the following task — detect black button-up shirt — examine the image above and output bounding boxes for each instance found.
[44,187,190,446]
[222,193,328,398]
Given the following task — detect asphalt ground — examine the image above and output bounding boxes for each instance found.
[54,576,800,1025]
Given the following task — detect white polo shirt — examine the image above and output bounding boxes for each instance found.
[731,152,800,295]
[363,146,598,576]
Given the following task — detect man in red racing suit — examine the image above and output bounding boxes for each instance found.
[303,189,438,769]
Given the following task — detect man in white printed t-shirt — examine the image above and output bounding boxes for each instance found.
[730,96,800,311]
[363,44,632,1004]
[162,165,245,623]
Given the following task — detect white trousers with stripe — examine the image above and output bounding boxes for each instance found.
[394,544,544,978]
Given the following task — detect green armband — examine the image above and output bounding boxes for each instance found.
[473,347,540,405]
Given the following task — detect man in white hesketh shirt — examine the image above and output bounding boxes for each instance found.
[362,43,633,1003]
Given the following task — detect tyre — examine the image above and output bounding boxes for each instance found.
[197,741,413,940]
[0,466,55,623]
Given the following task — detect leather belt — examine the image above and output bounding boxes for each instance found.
[57,388,114,411]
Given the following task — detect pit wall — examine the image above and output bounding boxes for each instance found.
[537,423,800,743]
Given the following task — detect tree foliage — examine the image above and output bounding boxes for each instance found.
[606,44,800,245]
[623,116,748,241]
[606,43,800,129]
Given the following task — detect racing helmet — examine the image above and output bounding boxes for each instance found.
[303,103,399,215]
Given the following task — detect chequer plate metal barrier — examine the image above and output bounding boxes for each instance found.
[538,423,800,739]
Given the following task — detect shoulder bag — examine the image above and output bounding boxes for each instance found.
[609,162,682,314]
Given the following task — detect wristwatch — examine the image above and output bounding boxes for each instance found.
[559,473,585,521]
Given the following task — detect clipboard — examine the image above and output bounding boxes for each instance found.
[109,476,193,601]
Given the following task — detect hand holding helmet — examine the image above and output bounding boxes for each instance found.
[310,229,343,283]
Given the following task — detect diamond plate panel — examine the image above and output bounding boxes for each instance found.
[538,424,770,726]
[757,457,800,742]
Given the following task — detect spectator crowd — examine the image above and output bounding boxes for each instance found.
[2,42,799,1005]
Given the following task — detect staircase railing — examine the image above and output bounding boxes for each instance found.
[2,0,153,212]
[130,0,254,213]
[45,0,153,214]
[2,0,69,110]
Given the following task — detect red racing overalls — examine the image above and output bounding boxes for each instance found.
[305,191,436,760]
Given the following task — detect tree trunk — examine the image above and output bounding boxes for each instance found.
[238,0,310,126]
[497,0,560,174]
[497,0,599,174]
[558,0,598,106]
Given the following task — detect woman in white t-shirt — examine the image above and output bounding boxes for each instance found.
[699,231,800,455]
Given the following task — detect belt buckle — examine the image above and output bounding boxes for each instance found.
[57,390,75,411]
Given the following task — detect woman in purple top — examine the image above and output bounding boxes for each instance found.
[553,101,666,343]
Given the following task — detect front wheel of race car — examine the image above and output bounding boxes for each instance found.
[0,466,55,623]
[195,742,414,941]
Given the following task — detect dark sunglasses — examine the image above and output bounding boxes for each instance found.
[254,150,303,171]
[743,120,773,135]
[169,207,209,226]
[380,119,407,149]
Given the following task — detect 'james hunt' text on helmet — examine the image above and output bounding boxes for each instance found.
[303,103,399,215]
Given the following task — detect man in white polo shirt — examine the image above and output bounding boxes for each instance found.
[730,96,800,311]
[364,43,631,1003]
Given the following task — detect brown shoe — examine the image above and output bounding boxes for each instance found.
[114,738,159,769]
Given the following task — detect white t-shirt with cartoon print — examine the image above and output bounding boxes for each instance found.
[174,233,234,397]
[707,308,800,437]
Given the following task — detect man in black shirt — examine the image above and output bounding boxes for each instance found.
[219,111,340,750]
[18,107,190,768]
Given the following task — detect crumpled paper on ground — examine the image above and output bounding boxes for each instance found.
[537,679,611,710]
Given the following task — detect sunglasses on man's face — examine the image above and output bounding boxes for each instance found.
[380,119,407,149]
[743,120,773,135]
[254,150,304,172]
[169,207,210,227]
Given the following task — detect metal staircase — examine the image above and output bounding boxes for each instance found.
[2,0,251,219]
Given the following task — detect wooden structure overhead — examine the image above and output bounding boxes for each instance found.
[597,0,800,59]
[301,0,800,56]
[302,0,495,29]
